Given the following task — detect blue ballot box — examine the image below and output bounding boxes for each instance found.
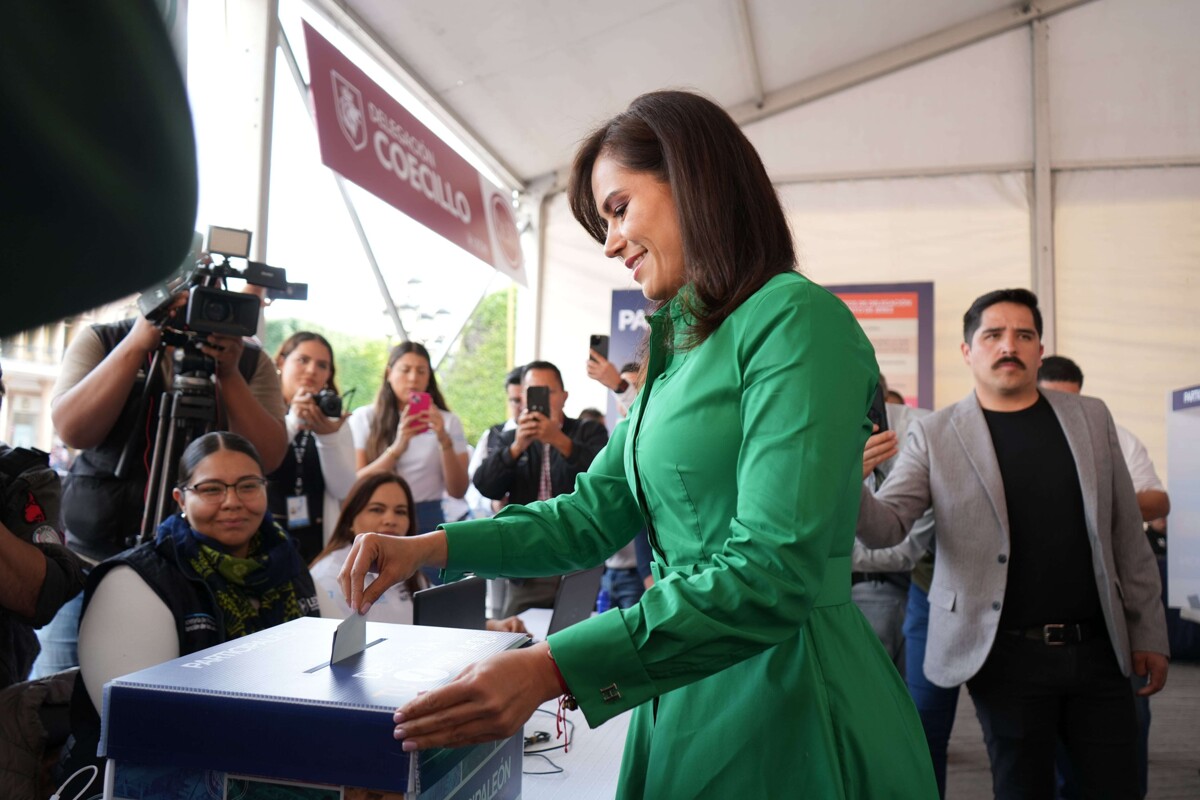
[99,617,527,798]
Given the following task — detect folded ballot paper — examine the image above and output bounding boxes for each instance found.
[100,616,528,797]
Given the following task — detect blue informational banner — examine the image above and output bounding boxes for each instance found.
[603,290,653,427]
[1172,384,1200,412]
[1167,383,1200,619]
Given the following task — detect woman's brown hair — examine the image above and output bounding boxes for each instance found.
[312,472,423,597]
[567,90,795,348]
[365,341,449,461]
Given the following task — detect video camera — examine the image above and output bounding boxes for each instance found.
[136,226,307,341]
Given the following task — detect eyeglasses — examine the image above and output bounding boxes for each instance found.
[183,478,268,504]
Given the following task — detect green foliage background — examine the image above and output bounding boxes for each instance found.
[437,289,511,444]
[263,288,512,444]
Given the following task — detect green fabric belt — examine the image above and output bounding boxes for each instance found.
[650,554,851,608]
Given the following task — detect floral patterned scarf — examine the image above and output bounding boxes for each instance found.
[157,512,311,639]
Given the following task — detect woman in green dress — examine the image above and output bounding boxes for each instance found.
[339,90,937,798]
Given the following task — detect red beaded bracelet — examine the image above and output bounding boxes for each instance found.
[547,648,577,710]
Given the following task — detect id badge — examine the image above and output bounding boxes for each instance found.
[286,495,311,528]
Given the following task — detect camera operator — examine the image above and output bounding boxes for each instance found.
[0,366,85,690]
[30,297,286,677]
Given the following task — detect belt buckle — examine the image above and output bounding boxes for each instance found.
[1043,623,1066,645]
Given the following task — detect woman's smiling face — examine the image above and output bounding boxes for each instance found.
[172,448,267,558]
[591,154,685,303]
[350,481,412,538]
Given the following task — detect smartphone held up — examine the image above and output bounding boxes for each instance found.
[525,385,551,417]
[407,391,432,429]
[589,334,610,362]
[867,384,889,434]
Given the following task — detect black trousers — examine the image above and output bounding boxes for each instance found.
[967,633,1139,800]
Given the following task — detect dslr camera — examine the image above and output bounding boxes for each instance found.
[314,388,342,418]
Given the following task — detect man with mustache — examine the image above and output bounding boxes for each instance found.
[856,288,1168,800]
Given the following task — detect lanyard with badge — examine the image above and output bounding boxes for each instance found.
[286,430,313,527]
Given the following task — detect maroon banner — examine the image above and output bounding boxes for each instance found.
[304,23,525,284]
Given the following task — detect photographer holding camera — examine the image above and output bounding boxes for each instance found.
[266,332,356,562]
[30,294,286,677]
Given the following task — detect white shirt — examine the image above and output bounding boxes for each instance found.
[616,384,639,417]
[79,566,178,712]
[309,544,420,625]
[605,540,639,570]
[347,405,468,503]
[1116,423,1165,493]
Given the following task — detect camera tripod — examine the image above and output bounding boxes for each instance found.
[115,338,218,545]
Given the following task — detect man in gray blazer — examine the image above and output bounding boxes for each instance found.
[858,288,1169,800]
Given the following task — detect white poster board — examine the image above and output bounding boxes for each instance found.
[1167,384,1200,622]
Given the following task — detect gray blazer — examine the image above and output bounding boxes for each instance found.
[857,389,1168,688]
[853,402,935,572]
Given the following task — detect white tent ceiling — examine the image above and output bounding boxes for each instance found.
[315,0,1093,189]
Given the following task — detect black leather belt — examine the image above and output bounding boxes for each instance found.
[851,572,875,585]
[1002,622,1099,645]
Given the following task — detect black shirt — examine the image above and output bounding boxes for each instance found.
[983,393,1103,629]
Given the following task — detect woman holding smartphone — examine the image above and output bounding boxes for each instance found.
[348,342,469,540]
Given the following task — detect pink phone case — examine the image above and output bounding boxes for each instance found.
[407,391,432,429]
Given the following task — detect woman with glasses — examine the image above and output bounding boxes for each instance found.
[60,431,319,776]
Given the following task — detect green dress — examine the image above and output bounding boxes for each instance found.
[444,272,937,798]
